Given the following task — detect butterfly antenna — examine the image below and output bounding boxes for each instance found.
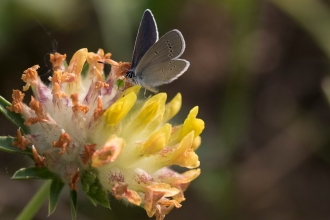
[42,53,52,76]
[34,17,58,53]
[51,37,59,54]
[32,15,61,81]
[97,61,127,70]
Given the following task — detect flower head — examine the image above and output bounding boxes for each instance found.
[5,48,204,219]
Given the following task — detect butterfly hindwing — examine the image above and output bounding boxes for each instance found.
[135,59,189,88]
[135,30,185,74]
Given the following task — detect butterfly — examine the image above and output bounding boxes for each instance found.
[125,9,189,93]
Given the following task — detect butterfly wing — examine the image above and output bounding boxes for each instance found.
[133,29,188,91]
[135,59,189,90]
[130,9,159,70]
[134,29,186,73]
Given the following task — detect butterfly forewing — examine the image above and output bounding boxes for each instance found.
[131,9,159,70]
[136,59,189,88]
[135,30,185,74]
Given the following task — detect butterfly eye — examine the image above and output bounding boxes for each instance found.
[125,71,135,78]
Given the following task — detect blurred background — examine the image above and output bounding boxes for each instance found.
[1,0,330,219]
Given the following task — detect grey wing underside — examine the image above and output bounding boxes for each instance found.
[135,59,190,91]
[135,29,186,73]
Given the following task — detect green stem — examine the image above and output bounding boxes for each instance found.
[16,181,51,220]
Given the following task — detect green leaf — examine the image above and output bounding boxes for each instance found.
[0,136,32,156]
[70,190,78,220]
[0,96,29,134]
[81,170,97,193]
[88,184,98,194]
[93,187,110,208]
[81,169,110,209]
[82,170,97,183]
[81,180,90,193]
[48,177,64,216]
[12,167,54,180]
[84,183,110,208]
[86,195,97,206]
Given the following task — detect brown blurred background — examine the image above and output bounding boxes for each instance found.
[1,0,330,219]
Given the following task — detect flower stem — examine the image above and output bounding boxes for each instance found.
[16,181,51,220]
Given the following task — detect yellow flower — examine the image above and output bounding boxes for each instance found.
[141,123,172,156]
[103,92,137,126]
[6,48,205,220]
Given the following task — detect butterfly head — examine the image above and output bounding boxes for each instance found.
[125,70,135,79]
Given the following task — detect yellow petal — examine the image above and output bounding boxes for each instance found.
[182,106,205,139]
[171,131,200,168]
[180,168,201,183]
[120,85,141,98]
[135,93,167,125]
[167,125,183,147]
[103,92,137,126]
[91,135,125,167]
[191,136,202,151]
[141,124,172,156]
[162,93,181,123]
[147,183,180,197]
[66,48,88,78]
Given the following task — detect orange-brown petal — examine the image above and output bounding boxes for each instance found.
[32,146,46,168]
[112,182,142,206]
[6,90,25,114]
[52,131,71,155]
[91,135,125,167]
[71,93,90,114]
[69,168,80,191]
[21,65,40,91]
[12,129,30,150]
[50,52,67,71]
[82,144,97,164]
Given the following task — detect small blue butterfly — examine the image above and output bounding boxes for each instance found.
[125,9,189,93]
